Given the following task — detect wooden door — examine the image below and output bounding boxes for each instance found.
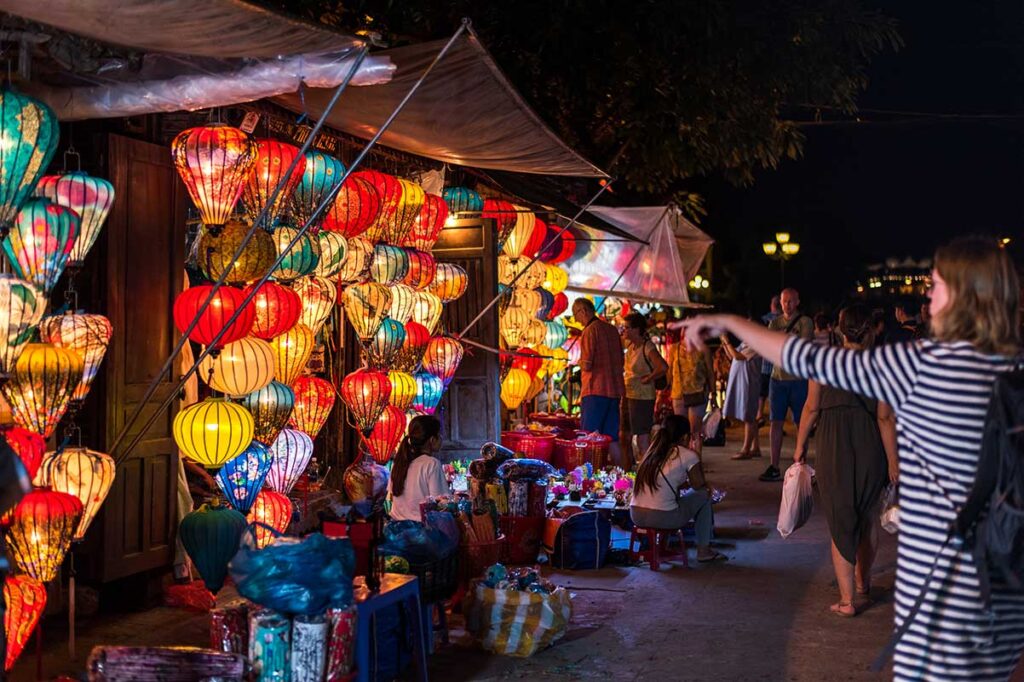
[96,134,188,582]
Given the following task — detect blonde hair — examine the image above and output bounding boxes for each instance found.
[932,237,1020,355]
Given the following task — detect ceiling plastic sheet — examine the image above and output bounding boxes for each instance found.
[273,33,607,177]
[563,206,714,306]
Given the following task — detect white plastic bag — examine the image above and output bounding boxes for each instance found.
[879,483,899,535]
[777,462,815,539]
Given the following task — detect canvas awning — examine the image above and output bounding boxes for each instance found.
[563,206,714,306]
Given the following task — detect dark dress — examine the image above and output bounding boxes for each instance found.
[814,384,888,563]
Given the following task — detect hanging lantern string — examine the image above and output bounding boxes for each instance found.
[107,44,371,457]
[113,22,473,464]
[456,336,562,362]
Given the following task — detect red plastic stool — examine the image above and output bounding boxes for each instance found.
[629,527,689,570]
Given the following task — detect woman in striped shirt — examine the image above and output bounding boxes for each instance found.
[676,237,1023,680]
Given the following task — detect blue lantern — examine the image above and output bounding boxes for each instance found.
[544,320,569,349]
[179,499,247,593]
[413,371,444,415]
[365,318,406,369]
[536,288,555,320]
[0,91,59,237]
[442,187,483,214]
[216,441,273,514]
[289,151,345,231]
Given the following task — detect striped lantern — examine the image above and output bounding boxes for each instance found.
[340,369,391,433]
[520,318,547,347]
[336,236,373,285]
[429,263,468,303]
[397,321,430,373]
[323,175,380,238]
[242,139,305,229]
[237,381,294,446]
[382,179,426,246]
[173,285,255,350]
[422,336,464,387]
[3,198,79,296]
[6,488,82,581]
[369,244,410,285]
[272,226,320,282]
[247,490,293,549]
[198,336,275,397]
[289,376,335,439]
[0,90,59,237]
[289,151,345,232]
[0,275,46,378]
[216,441,273,514]
[34,171,115,267]
[265,428,314,494]
[511,288,543,319]
[179,499,248,594]
[193,218,276,285]
[1,343,83,439]
[293,276,337,335]
[544,320,569,349]
[172,397,255,469]
[313,231,347,278]
[341,282,391,344]
[497,255,546,289]
[38,447,115,540]
[3,574,46,671]
[412,372,444,415]
[410,291,442,334]
[501,368,532,410]
[500,307,530,348]
[442,187,483,214]
[387,371,417,411]
[404,193,447,252]
[269,323,314,387]
[39,312,113,403]
[387,283,416,326]
[172,124,256,230]
[402,250,437,291]
[246,281,301,340]
[364,318,406,370]
[366,405,406,464]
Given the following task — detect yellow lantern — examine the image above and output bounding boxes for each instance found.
[314,232,348,278]
[172,397,255,469]
[525,374,545,402]
[535,344,554,377]
[6,489,82,582]
[501,206,536,262]
[388,283,416,326]
[500,307,530,348]
[500,368,532,410]
[379,179,425,246]
[0,343,83,439]
[198,336,275,397]
[341,282,391,344]
[337,237,372,285]
[543,265,568,295]
[411,291,443,334]
[497,255,545,289]
[430,263,468,303]
[193,218,276,285]
[520,318,547,347]
[38,447,115,541]
[293,275,337,335]
[38,312,112,403]
[269,323,314,386]
[511,288,543,318]
[387,370,417,411]
[548,347,569,375]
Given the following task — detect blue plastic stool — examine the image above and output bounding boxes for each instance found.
[352,573,428,682]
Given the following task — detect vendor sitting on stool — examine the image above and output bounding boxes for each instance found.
[631,415,728,563]
[388,415,448,522]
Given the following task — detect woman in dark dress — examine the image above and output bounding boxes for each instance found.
[792,305,898,617]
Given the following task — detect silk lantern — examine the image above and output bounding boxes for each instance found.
[40,447,115,540]
[501,368,532,410]
[242,139,305,229]
[198,336,274,397]
[411,291,442,334]
[544,265,568,295]
[246,281,301,340]
[6,488,82,581]
[499,352,514,382]
[483,198,517,246]
[549,292,569,320]
[341,369,390,433]
[289,376,335,439]
[342,456,388,517]
[522,217,548,262]
[534,345,554,377]
[422,337,463,387]
[3,198,79,295]
[1,343,83,439]
[272,226,320,282]
[173,285,255,350]
[369,244,409,285]
[413,372,444,415]
[500,307,530,348]
[366,405,406,464]
[4,427,44,482]
[537,221,563,263]
[525,374,546,402]
[180,499,247,594]
[341,282,391,344]
[353,170,401,239]
[194,218,276,284]
[442,187,483,214]
[521,318,547,347]
[40,312,112,403]
[512,348,543,379]
[398,321,430,372]
[544,320,569,349]
[498,255,545,289]
[387,371,417,411]
[216,441,273,514]
[172,124,256,230]
[511,288,543,318]
[269,323,314,386]
[293,275,337,334]
[337,236,373,285]
[380,179,425,246]
[238,381,294,445]
[0,275,46,378]
[536,288,555,320]
[3,574,46,670]
[289,151,344,232]
[552,228,577,263]
[35,171,114,267]
[265,428,314,494]
[247,489,292,549]
[429,263,468,303]
[173,397,255,469]
[501,207,537,262]
[0,91,59,237]
[387,283,416,325]
[323,175,380,238]
[404,194,447,251]
[314,231,347,278]
[365,318,405,369]
[403,250,436,291]
[548,347,569,374]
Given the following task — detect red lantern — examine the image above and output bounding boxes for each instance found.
[340,369,391,433]
[3,574,45,671]
[483,198,517,246]
[422,336,464,387]
[3,426,44,481]
[512,348,543,379]
[404,193,447,251]
[172,285,255,349]
[548,292,569,320]
[323,175,381,238]
[246,489,292,549]
[289,376,335,439]
[553,229,577,264]
[366,405,406,464]
[6,488,82,582]
[171,124,256,229]
[499,351,514,381]
[522,217,548,261]
[244,281,301,340]
[352,170,401,240]
[242,139,306,228]
[397,321,430,372]
[402,250,437,291]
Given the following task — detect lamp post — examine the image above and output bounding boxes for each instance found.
[762,232,801,289]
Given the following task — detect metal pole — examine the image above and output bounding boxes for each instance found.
[115,23,470,463]
[780,257,785,291]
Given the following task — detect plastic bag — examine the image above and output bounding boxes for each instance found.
[702,404,723,442]
[464,581,572,657]
[379,514,459,564]
[228,526,355,615]
[777,462,814,539]
[496,458,555,481]
[879,483,899,535]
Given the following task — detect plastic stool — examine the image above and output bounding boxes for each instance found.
[628,527,689,570]
[420,601,450,653]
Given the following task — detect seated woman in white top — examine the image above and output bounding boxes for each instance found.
[387,415,449,522]
[630,414,727,563]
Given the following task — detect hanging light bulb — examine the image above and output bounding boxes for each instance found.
[269,323,314,386]
[543,264,568,295]
[198,336,275,397]
[179,499,247,594]
[544,320,569,349]
[340,369,391,433]
[241,139,305,229]
[501,368,532,410]
[39,447,115,541]
[247,489,293,549]
[289,376,335,439]
[387,370,417,411]
[404,193,447,252]
[237,381,294,446]
[265,427,314,495]
[422,336,464,387]
[3,574,46,671]
[313,231,347,278]
[193,218,276,285]
[336,236,373,285]
[387,283,416,326]
[483,198,517,247]
[364,318,406,370]
[1,343,83,439]
[323,175,381,238]
[500,307,530,348]
[413,371,444,415]
[402,250,437,291]
[289,151,345,233]
[215,441,272,514]
[272,225,320,282]
[173,285,255,350]
[341,282,391,344]
[397,321,430,372]
[3,198,79,296]
[411,291,442,334]
[172,124,256,231]
[429,263,468,303]
[172,397,255,469]
[0,91,59,239]
[245,281,301,340]
[6,488,82,582]
[442,187,483,214]
[293,275,337,335]
[39,312,113,403]
[366,405,406,464]
[35,170,115,267]
[379,179,425,246]
[0,275,46,378]
[369,244,410,285]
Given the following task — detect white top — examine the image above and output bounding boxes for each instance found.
[387,455,449,522]
[630,446,700,511]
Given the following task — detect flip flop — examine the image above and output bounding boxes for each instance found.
[697,551,729,563]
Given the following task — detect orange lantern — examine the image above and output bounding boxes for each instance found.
[1,342,84,439]
[242,139,305,228]
[341,282,391,344]
[269,323,314,386]
[429,263,468,303]
[500,307,530,348]
[520,318,547,347]
[397,321,430,372]
[402,250,437,291]
[6,488,82,581]
[3,574,46,671]
[245,281,301,340]
[500,368,532,410]
[387,370,417,411]
[323,175,380,238]
[366,405,406,464]
[404,193,447,251]
[411,291,442,334]
[289,376,335,439]
[422,336,464,387]
[355,170,402,242]
[340,369,390,433]
[173,285,255,350]
[246,489,293,549]
[172,124,256,230]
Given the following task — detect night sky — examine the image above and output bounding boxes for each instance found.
[699,0,1024,315]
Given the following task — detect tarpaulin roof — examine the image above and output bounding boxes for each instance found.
[563,206,714,306]
[273,32,608,178]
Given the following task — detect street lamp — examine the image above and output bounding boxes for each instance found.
[763,231,800,288]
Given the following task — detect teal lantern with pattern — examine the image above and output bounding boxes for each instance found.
[442,187,483,214]
[272,226,320,281]
[0,91,59,238]
[289,151,345,231]
[179,499,248,594]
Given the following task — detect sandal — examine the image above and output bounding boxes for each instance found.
[697,551,729,563]
[830,602,857,618]
[731,451,754,460]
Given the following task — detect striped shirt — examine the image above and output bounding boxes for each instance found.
[783,337,1024,681]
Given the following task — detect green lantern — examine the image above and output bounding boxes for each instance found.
[179,499,248,594]
[0,90,59,238]
[237,380,295,446]
[272,226,320,282]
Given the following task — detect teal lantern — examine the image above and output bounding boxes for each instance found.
[365,318,406,369]
[370,244,410,285]
[179,499,248,593]
[237,380,295,446]
[442,187,483,214]
[412,371,444,415]
[215,441,273,514]
[272,226,320,281]
[3,198,80,296]
[289,151,345,231]
[544,320,569,349]
[0,91,59,238]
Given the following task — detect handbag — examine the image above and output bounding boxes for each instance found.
[643,341,668,391]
